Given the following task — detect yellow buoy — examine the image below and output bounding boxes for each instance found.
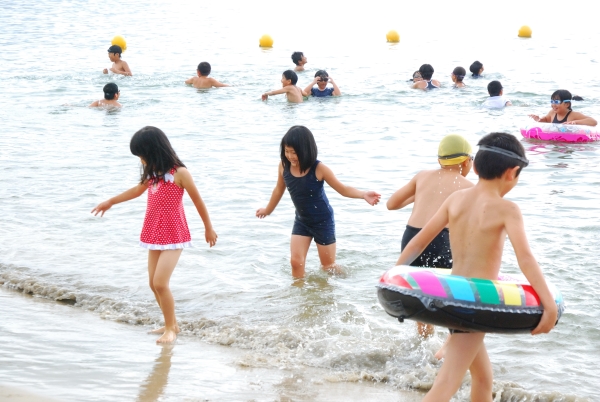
[259,34,273,48]
[386,30,400,43]
[518,26,532,38]
[111,35,127,52]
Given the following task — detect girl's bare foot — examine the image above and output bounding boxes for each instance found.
[156,328,177,344]
[149,325,180,335]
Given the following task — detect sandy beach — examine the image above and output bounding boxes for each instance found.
[0,288,423,401]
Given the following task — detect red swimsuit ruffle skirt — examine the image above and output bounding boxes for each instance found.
[139,168,191,250]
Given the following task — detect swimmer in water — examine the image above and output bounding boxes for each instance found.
[451,67,466,88]
[303,70,341,97]
[469,60,484,78]
[103,45,132,76]
[291,51,307,72]
[262,70,306,103]
[528,90,597,126]
[482,81,512,108]
[412,64,440,90]
[89,83,122,108]
[185,62,229,89]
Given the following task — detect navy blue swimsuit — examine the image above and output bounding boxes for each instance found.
[283,160,336,245]
[552,110,572,124]
[311,87,335,97]
[425,80,440,90]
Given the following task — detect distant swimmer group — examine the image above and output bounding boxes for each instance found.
[93,46,599,127]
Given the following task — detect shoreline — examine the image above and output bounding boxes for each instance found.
[0,287,423,401]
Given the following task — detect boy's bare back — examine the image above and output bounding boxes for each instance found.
[285,86,304,103]
[395,168,473,228]
[187,76,228,89]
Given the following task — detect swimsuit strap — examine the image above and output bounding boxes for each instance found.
[477,145,529,166]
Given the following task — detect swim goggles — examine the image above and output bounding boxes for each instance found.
[477,145,529,166]
[550,99,571,104]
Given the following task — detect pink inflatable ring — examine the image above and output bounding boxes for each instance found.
[520,123,600,142]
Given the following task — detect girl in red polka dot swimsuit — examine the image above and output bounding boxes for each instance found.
[92,126,217,344]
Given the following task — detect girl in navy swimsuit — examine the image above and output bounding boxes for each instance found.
[256,126,381,278]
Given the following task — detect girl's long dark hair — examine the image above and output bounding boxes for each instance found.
[130,126,185,184]
[280,126,318,174]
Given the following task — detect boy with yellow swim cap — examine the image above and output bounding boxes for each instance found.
[387,134,474,337]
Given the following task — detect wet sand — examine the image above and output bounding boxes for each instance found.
[0,288,423,401]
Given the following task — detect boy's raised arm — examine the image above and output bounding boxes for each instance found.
[387,175,417,210]
[504,202,558,334]
[396,197,449,266]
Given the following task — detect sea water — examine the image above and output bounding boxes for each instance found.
[1,0,599,401]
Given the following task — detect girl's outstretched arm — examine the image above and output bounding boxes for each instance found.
[317,163,381,206]
[387,174,418,210]
[256,163,286,218]
[91,183,147,217]
[176,167,217,247]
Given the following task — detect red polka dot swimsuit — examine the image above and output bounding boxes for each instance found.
[139,167,192,250]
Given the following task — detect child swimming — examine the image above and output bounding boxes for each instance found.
[102,45,132,76]
[262,70,306,103]
[388,134,474,338]
[185,62,229,89]
[528,90,597,126]
[396,132,557,401]
[412,64,440,90]
[451,67,466,88]
[291,51,307,72]
[482,81,512,108]
[256,126,381,278]
[91,126,217,343]
[89,83,122,108]
[469,60,484,78]
[303,70,341,97]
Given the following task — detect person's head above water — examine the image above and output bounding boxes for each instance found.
[107,45,122,58]
[452,67,466,83]
[282,70,298,86]
[418,64,434,80]
[551,89,574,110]
[103,83,119,100]
[280,125,318,174]
[487,80,503,97]
[291,52,305,66]
[129,126,186,184]
[197,62,211,76]
[412,71,422,82]
[475,132,529,180]
[470,61,484,76]
[438,134,473,170]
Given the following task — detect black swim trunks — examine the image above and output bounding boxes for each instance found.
[401,225,452,268]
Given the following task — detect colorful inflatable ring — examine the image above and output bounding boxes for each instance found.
[377,266,565,333]
[520,122,600,142]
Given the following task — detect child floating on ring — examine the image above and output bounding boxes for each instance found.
[528,90,597,126]
[397,132,558,401]
[262,70,306,103]
[303,70,341,97]
[388,134,474,339]
[256,126,381,278]
[185,62,229,89]
[90,83,122,108]
[103,45,132,76]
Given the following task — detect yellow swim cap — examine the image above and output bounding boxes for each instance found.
[438,134,472,166]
